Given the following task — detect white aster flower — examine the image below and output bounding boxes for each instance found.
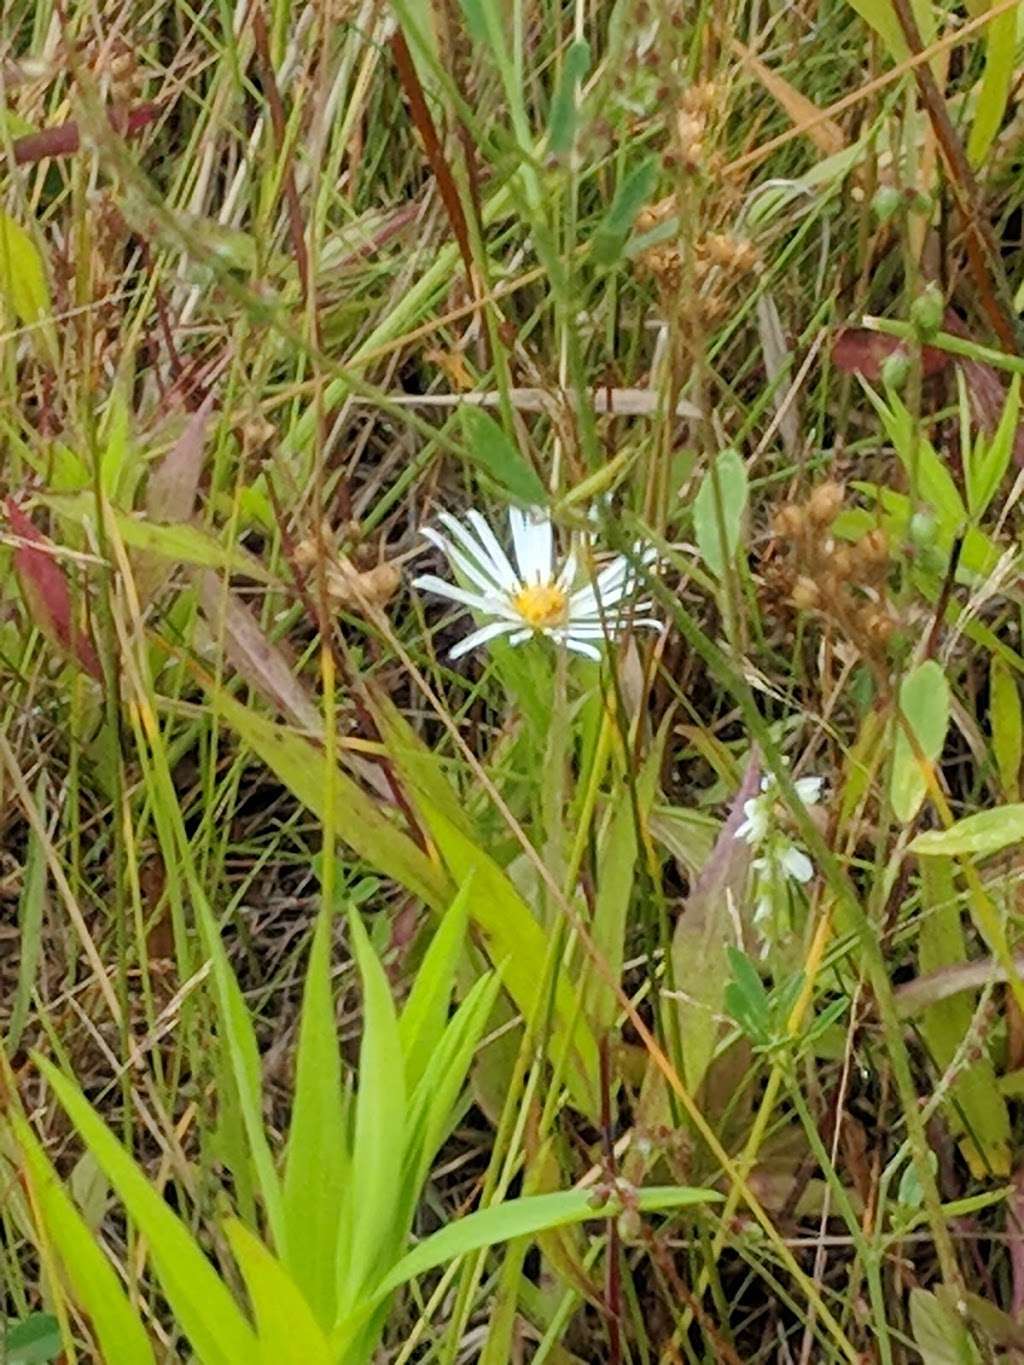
[413,506,659,662]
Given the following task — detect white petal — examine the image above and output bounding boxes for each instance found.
[463,510,521,590]
[421,528,505,596]
[525,513,554,584]
[736,801,767,845]
[794,776,824,806]
[561,636,602,661]
[412,574,513,618]
[779,844,814,883]
[449,619,520,659]
[437,512,519,592]
[509,507,553,585]
[556,547,578,593]
[508,508,532,582]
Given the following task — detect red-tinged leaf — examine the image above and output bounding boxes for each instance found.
[6,499,101,679]
[11,104,160,166]
[146,392,215,524]
[832,328,949,381]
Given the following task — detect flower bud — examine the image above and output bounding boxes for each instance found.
[872,185,902,224]
[911,283,944,340]
[881,350,910,389]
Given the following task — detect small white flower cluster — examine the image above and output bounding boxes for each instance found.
[736,772,823,935]
[413,506,659,662]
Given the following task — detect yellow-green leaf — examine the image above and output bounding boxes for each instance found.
[225,1221,334,1365]
[966,0,1017,165]
[0,210,51,327]
[890,660,949,822]
[990,656,1022,800]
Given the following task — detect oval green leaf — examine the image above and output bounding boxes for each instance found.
[911,805,1024,858]
[890,659,950,822]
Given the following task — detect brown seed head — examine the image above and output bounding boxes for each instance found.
[773,503,806,538]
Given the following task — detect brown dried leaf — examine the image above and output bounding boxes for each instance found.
[832,328,949,380]
[146,392,215,524]
[198,572,320,731]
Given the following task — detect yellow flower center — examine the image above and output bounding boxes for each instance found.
[512,581,568,628]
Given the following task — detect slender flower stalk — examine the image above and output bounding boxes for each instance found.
[413,506,658,661]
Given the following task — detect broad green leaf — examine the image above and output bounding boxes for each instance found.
[225,1221,334,1365]
[43,494,274,583]
[11,1113,155,1365]
[591,157,658,266]
[966,0,1017,164]
[283,906,347,1328]
[546,39,591,156]
[205,685,450,911]
[459,407,547,504]
[193,882,287,1257]
[890,660,950,822]
[0,210,51,328]
[586,723,667,1034]
[693,448,748,579]
[338,908,407,1314]
[2,1313,61,1364]
[100,389,132,501]
[421,805,600,1118]
[909,1288,981,1364]
[918,858,1010,1176]
[35,1059,257,1365]
[991,656,1022,799]
[399,879,472,1089]
[912,804,1024,857]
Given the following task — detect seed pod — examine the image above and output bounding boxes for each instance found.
[790,576,820,609]
[807,481,844,526]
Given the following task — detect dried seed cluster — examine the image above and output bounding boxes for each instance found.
[635,209,760,323]
[769,483,898,672]
[294,524,400,613]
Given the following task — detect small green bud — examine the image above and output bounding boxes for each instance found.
[881,350,910,389]
[872,185,902,224]
[911,283,944,339]
[909,509,936,546]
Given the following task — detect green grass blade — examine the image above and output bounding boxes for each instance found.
[35,1059,257,1365]
[373,1186,721,1300]
[193,882,288,1258]
[8,773,47,1052]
